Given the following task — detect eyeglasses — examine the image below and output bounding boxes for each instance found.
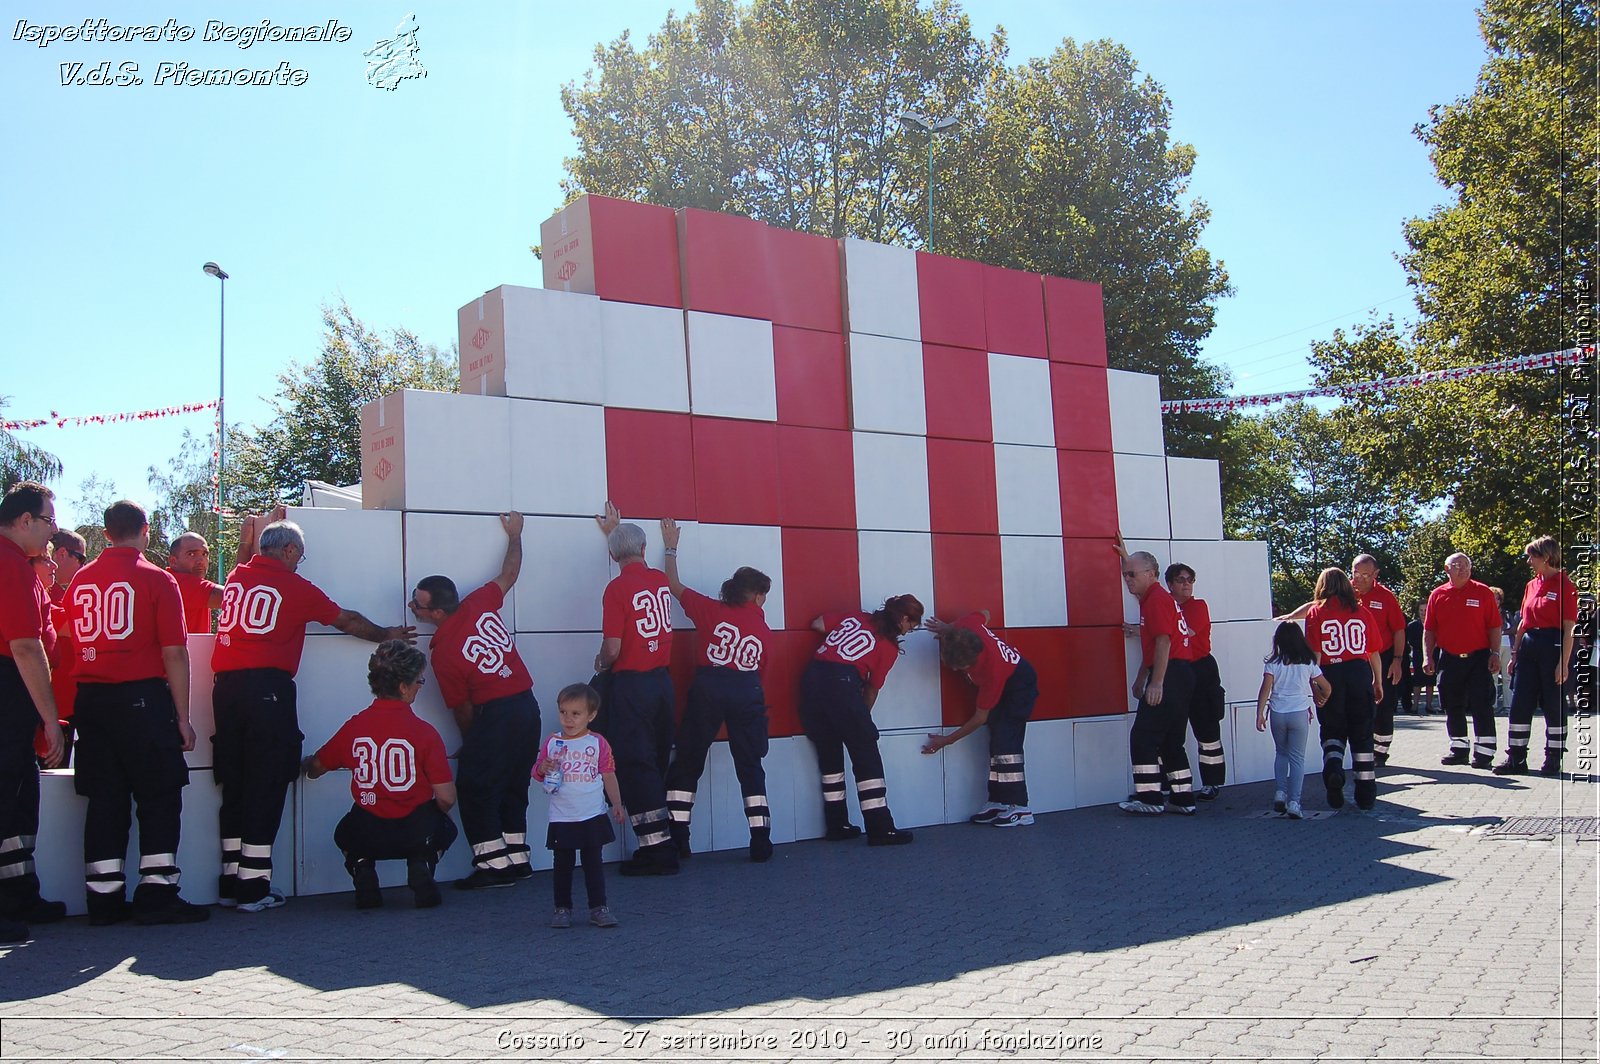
[1120,570,1142,578]
[1169,576,1195,584]
[32,512,57,529]
[66,550,86,563]
[408,676,427,687]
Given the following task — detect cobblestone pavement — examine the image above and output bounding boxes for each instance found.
[1,716,1595,1062]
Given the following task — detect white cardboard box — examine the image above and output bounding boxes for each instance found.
[286,506,406,635]
[361,390,513,514]
[1106,369,1165,456]
[512,516,615,633]
[1166,457,1224,541]
[1114,453,1173,540]
[600,301,689,413]
[853,433,931,533]
[842,238,921,341]
[995,444,1063,536]
[507,399,609,517]
[458,285,604,405]
[848,333,928,436]
[403,512,520,634]
[988,352,1055,446]
[686,311,778,422]
[1000,536,1068,627]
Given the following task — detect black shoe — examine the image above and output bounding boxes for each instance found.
[824,824,863,842]
[749,834,774,863]
[670,824,693,860]
[1440,751,1469,766]
[618,851,679,877]
[1,918,28,943]
[2,896,66,924]
[1374,753,1389,767]
[88,900,131,927]
[507,863,534,881]
[867,828,914,847]
[133,897,209,925]
[1540,756,1563,777]
[1324,763,1345,809]
[1492,756,1527,776]
[1471,755,1494,770]
[454,867,517,891]
[351,861,383,909]
[1196,785,1221,801]
[407,860,441,909]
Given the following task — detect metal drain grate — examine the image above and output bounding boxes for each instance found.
[1484,816,1598,838]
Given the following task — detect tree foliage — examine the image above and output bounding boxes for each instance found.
[1,397,63,493]
[226,300,458,509]
[1220,402,1420,612]
[1307,0,1597,580]
[561,0,1232,454]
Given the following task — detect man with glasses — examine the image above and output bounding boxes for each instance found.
[46,529,87,604]
[0,482,68,942]
[1423,553,1502,769]
[211,519,413,913]
[1119,550,1201,816]
[408,512,540,890]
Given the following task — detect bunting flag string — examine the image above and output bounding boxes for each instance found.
[1162,345,1596,415]
[1,399,220,432]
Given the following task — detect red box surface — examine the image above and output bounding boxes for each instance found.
[541,195,683,309]
[677,208,772,320]
[773,326,850,430]
[926,438,999,535]
[776,426,856,529]
[984,265,1048,359]
[780,527,861,630]
[916,251,987,350]
[690,417,780,525]
[1063,537,1126,627]
[763,629,822,738]
[1057,449,1119,539]
[1059,626,1129,717]
[1001,627,1073,719]
[923,343,994,442]
[1050,363,1113,452]
[1044,276,1108,366]
[768,227,843,333]
[604,408,696,519]
[932,534,1004,628]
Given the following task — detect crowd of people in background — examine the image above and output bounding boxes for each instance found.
[0,477,1587,943]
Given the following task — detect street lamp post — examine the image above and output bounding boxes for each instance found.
[897,111,960,253]
[202,261,228,586]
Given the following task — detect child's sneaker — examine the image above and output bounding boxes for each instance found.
[969,803,1006,824]
[550,907,572,929]
[236,888,286,914]
[1273,791,1287,814]
[590,906,619,928]
[991,806,1034,827]
[1286,802,1304,820]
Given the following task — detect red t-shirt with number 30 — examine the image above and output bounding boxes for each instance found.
[315,699,452,819]
[211,555,341,675]
[63,547,186,683]
[680,588,769,673]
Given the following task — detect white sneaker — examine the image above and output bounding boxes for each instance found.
[1273,791,1287,814]
[236,888,286,913]
[1286,802,1304,820]
[991,806,1034,827]
[1119,800,1166,816]
[969,803,1007,824]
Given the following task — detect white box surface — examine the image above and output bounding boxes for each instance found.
[508,400,608,517]
[1166,457,1224,541]
[843,238,920,341]
[404,512,520,634]
[512,516,615,633]
[600,301,689,412]
[360,390,512,514]
[988,352,1055,446]
[1114,452,1172,540]
[1106,368,1165,456]
[459,285,604,404]
[848,333,928,435]
[686,311,777,421]
[853,433,931,533]
[1000,535,1068,627]
[995,444,1063,536]
[286,506,405,635]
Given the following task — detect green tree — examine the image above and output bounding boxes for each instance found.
[1309,0,1597,576]
[226,300,458,508]
[561,0,1232,455]
[1220,402,1419,613]
[1,397,63,492]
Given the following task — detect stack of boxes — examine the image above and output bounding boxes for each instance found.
[33,195,1277,907]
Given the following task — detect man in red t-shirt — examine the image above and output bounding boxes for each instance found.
[1499,535,1580,776]
[47,529,86,605]
[304,641,457,909]
[0,482,68,942]
[924,609,1039,827]
[1423,553,1503,768]
[166,533,223,635]
[1351,555,1407,766]
[211,519,413,912]
[592,503,679,876]
[409,512,540,890]
[1118,550,1201,815]
[65,500,207,926]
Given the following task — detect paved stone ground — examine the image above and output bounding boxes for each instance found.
[1,716,1595,1063]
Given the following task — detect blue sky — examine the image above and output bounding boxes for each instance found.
[2,1,1487,528]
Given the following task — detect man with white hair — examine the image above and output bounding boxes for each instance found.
[593,502,678,876]
[210,519,414,912]
[1119,549,1201,816]
[1423,552,1502,768]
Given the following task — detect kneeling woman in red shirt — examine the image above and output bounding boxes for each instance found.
[303,641,458,909]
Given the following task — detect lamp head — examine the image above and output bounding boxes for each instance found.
[896,111,931,133]
[203,262,229,280]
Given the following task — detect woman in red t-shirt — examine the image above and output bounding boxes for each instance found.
[799,595,924,846]
[657,519,777,863]
[1305,568,1384,812]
